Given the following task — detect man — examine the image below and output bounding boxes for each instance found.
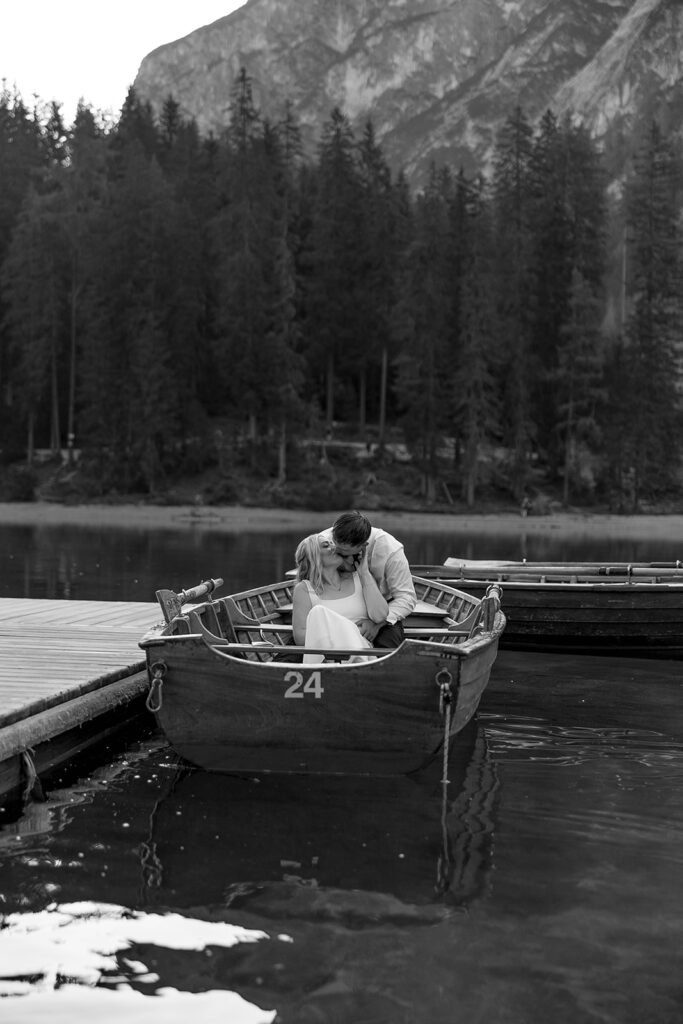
[322,510,417,648]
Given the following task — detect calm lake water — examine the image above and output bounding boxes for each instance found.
[1,515,682,1023]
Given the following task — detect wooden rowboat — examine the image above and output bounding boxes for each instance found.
[139,575,505,776]
[410,557,683,658]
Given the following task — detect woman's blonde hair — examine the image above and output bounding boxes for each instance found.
[295,533,336,594]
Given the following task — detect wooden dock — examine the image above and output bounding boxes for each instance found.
[0,598,159,802]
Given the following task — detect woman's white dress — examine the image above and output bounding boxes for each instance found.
[302,575,372,663]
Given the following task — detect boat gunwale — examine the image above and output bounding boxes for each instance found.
[140,573,504,655]
[140,613,506,666]
[201,622,504,664]
[426,577,683,592]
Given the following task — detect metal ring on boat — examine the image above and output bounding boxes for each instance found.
[146,661,167,713]
[435,667,453,688]
[435,667,453,714]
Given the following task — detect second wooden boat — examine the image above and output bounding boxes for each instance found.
[410,557,683,658]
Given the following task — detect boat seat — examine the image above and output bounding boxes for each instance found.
[200,601,228,639]
[169,614,193,635]
[223,596,284,626]
[404,626,468,639]
[465,585,502,637]
[205,599,295,660]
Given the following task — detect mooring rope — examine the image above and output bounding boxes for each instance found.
[434,668,454,895]
[20,747,45,804]
[436,667,454,784]
[440,696,452,785]
[139,825,164,892]
[139,755,189,901]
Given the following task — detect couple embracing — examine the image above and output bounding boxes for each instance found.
[292,511,417,663]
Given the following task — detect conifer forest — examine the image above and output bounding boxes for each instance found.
[1,70,682,510]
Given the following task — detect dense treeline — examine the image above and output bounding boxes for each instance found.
[1,72,681,509]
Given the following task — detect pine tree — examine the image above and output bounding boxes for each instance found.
[305,107,365,432]
[555,269,605,504]
[211,69,273,460]
[393,166,452,501]
[451,176,500,506]
[528,113,608,475]
[43,101,69,165]
[491,107,536,500]
[1,186,70,456]
[260,108,308,483]
[58,105,109,459]
[616,121,682,507]
[528,111,572,460]
[110,87,159,168]
[384,171,414,449]
[356,120,397,436]
[79,145,189,493]
[0,89,49,448]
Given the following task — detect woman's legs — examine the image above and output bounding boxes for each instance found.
[303,604,371,663]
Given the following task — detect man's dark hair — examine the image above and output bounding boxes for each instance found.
[332,510,372,546]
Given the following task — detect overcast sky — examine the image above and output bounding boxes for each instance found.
[0,1,247,123]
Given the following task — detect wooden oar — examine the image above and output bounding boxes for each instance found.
[156,577,225,624]
[415,563,683,580]
[178,577,224,602]
[445,558,683,571]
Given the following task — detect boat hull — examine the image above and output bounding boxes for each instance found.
[456,580,683,656]
[144,631,500,776]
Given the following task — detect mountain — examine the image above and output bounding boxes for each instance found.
[554,0,683,165]
[133,0,682,186]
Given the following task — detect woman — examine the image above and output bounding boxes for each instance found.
[292,533,390,663]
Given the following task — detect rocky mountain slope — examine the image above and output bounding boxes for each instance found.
[133,0,683,185]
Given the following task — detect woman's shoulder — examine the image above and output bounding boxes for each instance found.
[293,579,315,597]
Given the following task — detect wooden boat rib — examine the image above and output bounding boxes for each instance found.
[410,558,683,658]
[139,575,505,776]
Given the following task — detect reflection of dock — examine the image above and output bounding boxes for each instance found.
[0,598,157,803]
[0,737,165,844]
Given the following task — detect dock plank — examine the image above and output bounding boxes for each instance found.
[0,598,158,727]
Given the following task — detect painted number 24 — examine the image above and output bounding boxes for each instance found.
[284,670,324,699]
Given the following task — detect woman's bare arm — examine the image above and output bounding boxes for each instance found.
[292,580,314,645]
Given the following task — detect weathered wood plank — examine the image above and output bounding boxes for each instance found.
[0,672,149,762]
[0,598,157,727]
[0,675,149,802]
[0,598,159,800]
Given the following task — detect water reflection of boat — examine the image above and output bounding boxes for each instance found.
[140,719,499,909]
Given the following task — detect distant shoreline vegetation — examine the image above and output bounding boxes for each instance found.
[1,71,681,514]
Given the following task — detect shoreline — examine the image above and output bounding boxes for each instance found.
[1,501,682,536]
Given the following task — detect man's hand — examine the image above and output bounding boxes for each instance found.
[356,618,383,641]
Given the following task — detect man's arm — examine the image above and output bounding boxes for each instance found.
[383,548,417,624]
[357,557,390,623]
